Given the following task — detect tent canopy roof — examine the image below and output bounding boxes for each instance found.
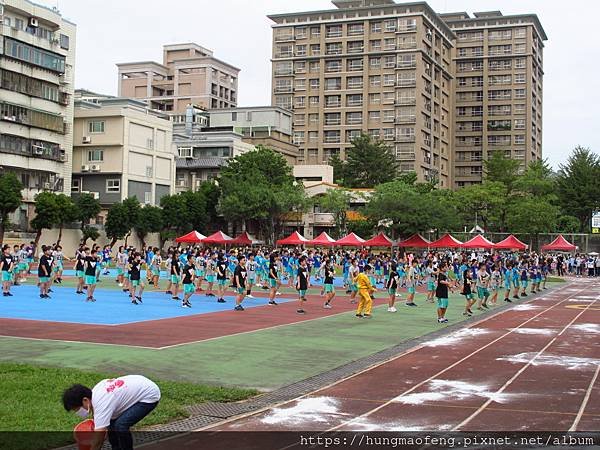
[202,230,233,245]
[541,234,576,252]
[363,232,394,247]
[308,231,336,246]
[494,234,528,250]
[461,234,495,249]
[175,230,206,243]
[397,234,431,248]
[429,233,463,248]
[335,232,366,246]
[276,231,309,246]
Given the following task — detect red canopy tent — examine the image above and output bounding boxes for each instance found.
[230,232,264,246]
[461,234,495,249]
[335,232,366,247]
[397,234,431,248]
[202,231,233,245]
[363,232,394,247]
[308,231,336,246]
[175,230,206,244]
[541,235,577,252]
[276,231,309,246]
[494,234,528,250]
[429,233,463,249]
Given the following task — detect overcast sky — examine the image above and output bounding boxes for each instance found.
[41,0,599,169]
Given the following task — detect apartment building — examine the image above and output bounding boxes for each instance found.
[72,90,175,209]
[269,0,455,187]
[442,11,546,187]
[0,0,75,227]
[117,43,239,114]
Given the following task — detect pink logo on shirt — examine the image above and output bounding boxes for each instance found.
[105,379,125,393]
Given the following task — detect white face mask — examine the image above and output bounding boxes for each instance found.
[76,406,90,418]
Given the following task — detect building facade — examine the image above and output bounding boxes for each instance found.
[117,43,239,114]
[0,0,75,227]
[72,90,175,209]
[269,0,455,187]
[441,11,546,187]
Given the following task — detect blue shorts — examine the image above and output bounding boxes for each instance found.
[84,275,96,285]
[217,279,227,286]
[407,286,416,294]
[324,284,334,293]
[205,275,216,283]
[195,269,205,277]
[477,287,489,298]
[268,278,277,288]
[427,281,435,291]
[1,272,12,282]
[183,283,195,294]
[437,297,449,308]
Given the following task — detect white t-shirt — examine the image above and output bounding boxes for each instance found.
[92,375,161,429]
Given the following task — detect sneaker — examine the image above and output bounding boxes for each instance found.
[182,303,191,308]
[504,298,512,303]
[463,312,472,317]
[355,314,363,318]
[165,291,172,295]
[467,308,474,314]
[246,294,255,298]
[122,289,129,293]
[395,293,402,297]
[6,292,13,297]
[172,296,181,301]
[440,318,449,323]
[362,314,372,319]
[406,302,418,307]
[297,309,306,314]
[388,307,397,313]
[234,305,245,311]
[513,295,520,299]
[323,303,332,309]
[131,299,139,305]
[217,298,226,303]
[136,296,143,303]
[482,304,489,309]
[2,292,7,297]
[118,283,123,287]
[438,318,444,323]
[276,292,281,296]
[268,301,278,306]
[521,293,528,297]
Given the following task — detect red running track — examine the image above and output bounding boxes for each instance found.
[195,279,600,434]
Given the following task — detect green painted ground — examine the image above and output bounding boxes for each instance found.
[0,288,530,391]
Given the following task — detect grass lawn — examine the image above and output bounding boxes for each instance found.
[0,363,257,450]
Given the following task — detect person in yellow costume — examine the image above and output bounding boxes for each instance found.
[355,264,377,318]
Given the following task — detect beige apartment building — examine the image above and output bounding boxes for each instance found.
[117,43,239,114]
[72,90,175,210]
[441,11,546,187]
[269,1,546,188]
[0,0,75,227]
[269,0,455,187]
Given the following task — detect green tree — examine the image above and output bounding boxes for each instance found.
[556,146,600,231]
[484,151,521,192]
[82,225,100,245]
[181,190,207,232]
[54,194,78,246]
[344,134,399,188]
[121,197,141,246]
[160,194,191,234]
[135,205,163,249]
[506,196,560,250]
[454,182,505,232]
[198,181,221,229]
[105,203,131,247]
[556,215,580,233]
[347,218,376,238]
[30,192,60,249]
[328,153,348,186]
[219,146,306,243]
[0,173,23,243]
[318,188,353,238]
[74,193,101,241]
[515,159,556,198]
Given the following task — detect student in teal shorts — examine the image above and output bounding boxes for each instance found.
[461,267,475,316]
[322,258,335,309]
[233,255,247,311]
[1,245,14,297]
[38,245,53,299]
[181,254,195,308]
[405,260,418,307]
[74,249,86,295]
[435,262,452,323]
[84,248,99,302]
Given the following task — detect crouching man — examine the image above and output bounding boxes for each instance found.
[62,374,160,450]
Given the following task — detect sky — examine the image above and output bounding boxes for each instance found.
[39,0,599,169]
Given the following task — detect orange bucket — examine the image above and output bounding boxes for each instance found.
[73,419,96,450]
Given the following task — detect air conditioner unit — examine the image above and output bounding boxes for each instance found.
[82,136,91,144]
[29,17,39,27]
[43,182,51,189]
[90,192,100,200]
[90,164,100,172]
[59,154,66,162]
[33,146,44,155]
[81,165,90,172]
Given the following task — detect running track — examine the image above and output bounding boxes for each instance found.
[145,278,600,448]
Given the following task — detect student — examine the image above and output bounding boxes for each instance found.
[267,253,280,306]
[83,248,99,302]
[170,251,182,301]
[150,249,162,290]
[348,258,360,304]
[355,264,376,318]
[204,253,217,297]
[115,246,125,287]
[216,254,228,303]
[11,244,22,286]
[475,263,490,310]
[461,267,475,316]
[386,262,400,312]
[101,245,112,276]
[405,260,418,307]
[233,255,248,311]
[520,263,529,297]
[489,264,501,306]
[246,253,257,299]
[296,256,310,314]
[181,254,195,308]
[425,261,436,303]
[512,263,521,299]
[52,245,66,284]
[37,246,52,299]
[62,375,160,450]
[128,252,144,305]
[75,248,86,295]
[435,262,452,323]
[194,251,205,293]
[323,258,335,309]
[1,245,14,296]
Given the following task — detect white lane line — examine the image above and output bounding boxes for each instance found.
[569,364,600,432]
[453,297,598,430]
[0,334,158,350]
[323,285,587,432]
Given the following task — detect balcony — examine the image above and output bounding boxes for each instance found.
[324,136,341,144]
[274,86,293,94]
[348,46,365,54]
[274,51,293,58]
[325,101,341,108]
[396,135,415,143]
[396,152,416,160]
[324,119,341,126]
[396,97,416,106]
[326,31,343,39]
[396,115,416,124]
[397,79,416,87]
[275,33,294,42]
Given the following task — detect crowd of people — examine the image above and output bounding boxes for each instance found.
[1,241,600,323]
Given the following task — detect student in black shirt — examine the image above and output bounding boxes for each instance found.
[233,255,247,311]
[296,256,310,314]
[129,252,145,305]
[386,263,400,312]
[181,255,195,308]
[170,251,181,301]
[38,246,53,299]
[84,249,99,302]
[323,258,336,309]
[75,249,86,295]
[216,254,228,304]
[435,262,453,324]
[1,245,14,296]
[267,253,279,306]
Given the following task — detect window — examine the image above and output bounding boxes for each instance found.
[383,38,395,51]
[324,130,341,143]
[514,119,526,129]
[383,56,396,69]
[178,146,192,157]
[106,179,120,193]
[348,23,364,36]
[489,30,512,40]
[310,26,321,38]
[146,166,153,177]
[369,75,381,87]
[515,28,527,38]
[515,103,526,114]
[346,94,363,107]
[515,73,526,83]
[515,135,526,144]
[347,59,363,71]
[308,131,318,142]
[293,131,305,144]
[275,95,292,109]
[295,78,306,91]
[295,27,307,39]
[369,129,381,140]
[369,57,381,69]
[325,60,342,72]
[348,41,364,54]
[346,130,361,142]
[383,128,395,140]
[324,77,341,90]
[231,112,238,121]
[515,43,526,54]
[325,95,341,107]
[88,149,103,162]
[515,88,526,99]
[370,22,382,33]
[368,111,380,121]
[309,61,320,73]
[370,40,382,51]
[515,58,526,69]
[3,37,66,73]
[489,45,512,56]
[1,68,62,103]
[346,112,362,125]
[326,25,342,38]
[144,192,152,204]
[294,62,306,74]
[326,42,342,55]
[294,114,305,126]
[71,178,81,192]
[398,18,416,32]
[310,44,321,56]
[369,93,381,105]
[88,121,105,133]
[347,76,363,89]
[309,96,319,106]
[383,74,395,86]
[309,113,319,125]
[384,19,397,32]
[295,96,306,107]
[382,110,395,122]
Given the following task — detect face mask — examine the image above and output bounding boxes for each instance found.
[76,406,90,418]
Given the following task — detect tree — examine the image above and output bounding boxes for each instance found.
[135,206,163,249]
[318,188,353,238]
[82,225,100,245]
[454,182,505,232]
[74,194,101,240]
[160,194,191,234]
[219,146,306,243]
[0,173,23,243]
[556,215,580,233]
[514,159,555,198]
[121,197,141,245]
[198,181,221,230]
[506,196,560,250]
[344,134,399,188]
[556,146,600,231]
[180,190,207,232]
[347,218,377,238]
[54,194,78,246]
[328,154,348,186]
[30,192,60,249]
[484,151,521,192]
[105,203,131,247]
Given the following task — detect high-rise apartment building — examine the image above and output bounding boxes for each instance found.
[117,43,239,114]
[269,1,546,188]
[0,0,75,227]
[441,11,546,187]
